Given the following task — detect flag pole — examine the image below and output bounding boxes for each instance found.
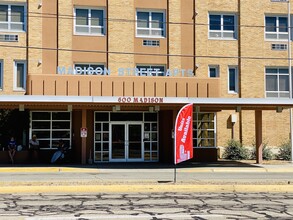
[174,165,177,183]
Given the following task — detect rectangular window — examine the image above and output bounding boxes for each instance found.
[14,61,26,91]
[266,67,292,98]
[209,14,237,39]
[265,16,288,40]
[228,67,238,93]
[193,113,216,148]
[74,63,106,75]
[209,66,219,77]
[31,112,72,149]
[136,65,165,76]
[0,60,2,89]
[74,8,105,35]
[136,11,165,37]
[0,4,25,31]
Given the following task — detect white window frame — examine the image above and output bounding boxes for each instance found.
[14,60,26,91]
[0,4,26,32]
[193,112,217,148]
[136,10,166,38]
[0,60,2,90]
[30,111,72,150]
[265,67,291,98]
[265,15,288,41]
[228,66,238,94]
[74,7,106,36]
[209,65,219,77]
[136,64,166,76]
[208,13,237,40]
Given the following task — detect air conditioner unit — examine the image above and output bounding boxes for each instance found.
[0,34,18,42]
[143,40,160,47]
[271,44,288,51]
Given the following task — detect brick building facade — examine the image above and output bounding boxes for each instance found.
[0,0,292,164]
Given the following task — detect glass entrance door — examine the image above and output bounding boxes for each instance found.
[110,123,143,162]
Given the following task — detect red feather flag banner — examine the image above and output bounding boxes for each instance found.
[174,103,193,164]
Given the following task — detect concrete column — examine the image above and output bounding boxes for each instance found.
[81,109,87,164]
[255,110,263,164]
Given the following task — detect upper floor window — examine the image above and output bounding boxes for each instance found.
[136,65,165,76]
[266,67,292,98]
[74,8,105,35]
[0,60,2,90]
[265,16,288,40]
[209,14,237,39]
[209,65,219,77]
[136,11,165,38]
[228,67,238,94]
[14,61,26,91]
[0,4,25,32]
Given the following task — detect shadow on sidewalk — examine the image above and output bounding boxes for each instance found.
[95,159,260,169]
[0,159,261,170]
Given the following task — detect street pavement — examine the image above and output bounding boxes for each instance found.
[1,160,293,193]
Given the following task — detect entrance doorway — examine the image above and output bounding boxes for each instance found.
[110,122,143,162]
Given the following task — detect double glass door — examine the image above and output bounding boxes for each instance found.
[110,122,143,162]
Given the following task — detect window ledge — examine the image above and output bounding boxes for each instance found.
[13,89,26,92]
[74,33,106,37]
[265,39,289,42]
[208,37,237,41]
[0,30,25,33]
[136,35,165,39]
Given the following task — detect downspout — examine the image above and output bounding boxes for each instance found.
[238,0,243,143]
[25,1,29,94]
[167,0,169,69]
[106,0,109,69]
[287,1,293,163]
[56,0,59,72]
[193,0,196,74]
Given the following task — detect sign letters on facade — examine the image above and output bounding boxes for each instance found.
[57,66,195,77]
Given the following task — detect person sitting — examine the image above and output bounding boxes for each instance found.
[7,137,17,164]
[29,134,40,163]
[51,139,69,164]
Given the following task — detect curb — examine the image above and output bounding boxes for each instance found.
[1,166,293,173]
[0,167,99,173]
[1,184,293,194]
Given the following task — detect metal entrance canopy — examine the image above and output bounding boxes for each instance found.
[0,96,292,110]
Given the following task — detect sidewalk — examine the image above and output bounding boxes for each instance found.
[1,159,292,172]
[1,160,293,193]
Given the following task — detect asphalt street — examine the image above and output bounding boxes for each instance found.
[1,192,293,219]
